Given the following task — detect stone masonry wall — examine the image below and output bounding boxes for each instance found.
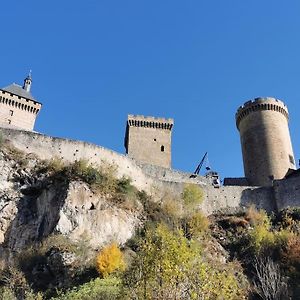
[0,127,277,214]
[273,175,300,211]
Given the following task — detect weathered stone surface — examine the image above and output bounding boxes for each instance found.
[236,97,295,186]
[56,181,140,248]
[0,126,300,258]
[0,153,141,253]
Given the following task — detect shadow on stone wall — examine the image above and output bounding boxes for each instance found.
[240,186,276,213]
[3,177,68,252]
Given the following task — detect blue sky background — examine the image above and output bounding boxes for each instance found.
[1,1,300,179]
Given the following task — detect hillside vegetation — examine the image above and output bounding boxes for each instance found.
[0,139,300,299]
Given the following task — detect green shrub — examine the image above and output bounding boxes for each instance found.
[43,157,65,173]
[123,223,248,299]
[0,267,33,300]
[116,177,133,195]
[114,177,140,209]
[249,223,276,254]
[248,211,297,256]
[187,211,210,238]
[182,184,203,212]
[51,277,121,300]
[190,262,248,300]
[0,287,16,300]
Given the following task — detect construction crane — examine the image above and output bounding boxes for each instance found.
[191,152,220,188]
[193,152,211,175]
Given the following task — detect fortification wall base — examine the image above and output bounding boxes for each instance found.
[0,126,299,215]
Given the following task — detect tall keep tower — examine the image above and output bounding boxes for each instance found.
[124,115,174,168]
[236,97,295,186]
[0,74,42,131]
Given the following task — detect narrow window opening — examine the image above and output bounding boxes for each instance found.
[161,145,165,152]
[154,138,157,141]
[8,119,11,124]
[9,110,13,116]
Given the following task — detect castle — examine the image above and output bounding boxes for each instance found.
[0,74,42,131]
[0,75,299,215]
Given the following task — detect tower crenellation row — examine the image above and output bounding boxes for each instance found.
[127,114,174,130]
[236,97,289,128]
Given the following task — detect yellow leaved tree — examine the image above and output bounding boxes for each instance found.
[96,243,125,278]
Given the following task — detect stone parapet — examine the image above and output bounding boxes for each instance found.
[236,97,289,129]
[127,115,174,130]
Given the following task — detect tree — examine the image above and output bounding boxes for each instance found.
[96,243,125,278]
[124,223,198,299]
[123,223,246,299]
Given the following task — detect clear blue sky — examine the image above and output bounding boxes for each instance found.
[1,1,300,179]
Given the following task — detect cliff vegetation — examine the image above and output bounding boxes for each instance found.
[0,138,300,299]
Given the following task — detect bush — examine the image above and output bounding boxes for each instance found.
[182,184,203,212]
[0,267,34,300]
[247,210,296,256]
[96,243,125,278]
[51,277,121,300]
[252,257,288,300]
[190,262,247,299]
[187,211,210,238]
[38,157,65,174]
[249,223,276,254]
[123,223,200,299]
[245,205,269,227]
[114,177,140,210]
[123,223,248,299]
[281,234,300,281]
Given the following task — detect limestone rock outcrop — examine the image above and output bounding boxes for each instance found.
[0,148,141,255]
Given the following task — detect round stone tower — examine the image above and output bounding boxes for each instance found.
[236,97,295,186]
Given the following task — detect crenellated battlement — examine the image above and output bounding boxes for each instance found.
[236,97,289,129]
[127,114,174,130]
[0,91,41,115]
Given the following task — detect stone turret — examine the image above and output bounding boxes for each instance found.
[236,97,295,186]
[23,72,32,92]
[124,114,174,168]
[0,74,42,131]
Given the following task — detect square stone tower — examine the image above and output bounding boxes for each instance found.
[0,74,42,131]
[124,115,174,168]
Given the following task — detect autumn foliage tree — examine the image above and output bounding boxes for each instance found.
[96,243,125,278]
[123,223,246,299]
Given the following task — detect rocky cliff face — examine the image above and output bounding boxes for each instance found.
[0,145,141,257]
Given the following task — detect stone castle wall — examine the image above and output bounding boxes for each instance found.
[0,91,41,131]
[1,127,299,215]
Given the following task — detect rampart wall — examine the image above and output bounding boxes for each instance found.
[1,127,298,215]
[273,175,300,211]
